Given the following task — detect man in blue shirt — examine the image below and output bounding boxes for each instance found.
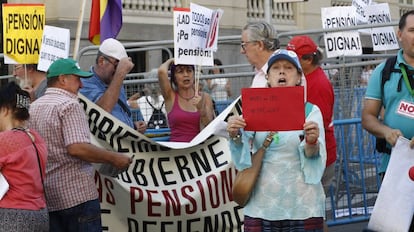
[362,11,414,231]
[80,38,146,133]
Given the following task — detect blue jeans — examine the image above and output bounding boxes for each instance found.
[49,199,102,232]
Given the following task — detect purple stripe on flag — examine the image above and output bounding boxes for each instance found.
[100,0,123,43]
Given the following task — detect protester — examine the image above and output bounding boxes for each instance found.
[136,83,168,129]
[360,64,374,87]
[207,58,232,101]
[0,82,48,232]
[158,58,215,142]
[29,58,133,231]
[13,64,47,101]
[80,38,146,133]
[212,21,280,139]
[241,21,280,87]
[362,10,414,231]
[228,49,326,231]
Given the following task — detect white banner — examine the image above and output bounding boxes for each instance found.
[368,137,414,232]
[78,94,243,231]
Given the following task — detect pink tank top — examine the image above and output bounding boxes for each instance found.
[168,93,201,142]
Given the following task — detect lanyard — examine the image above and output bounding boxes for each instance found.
[399,64,414,96]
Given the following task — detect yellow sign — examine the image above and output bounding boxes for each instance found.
[2,4,45,64]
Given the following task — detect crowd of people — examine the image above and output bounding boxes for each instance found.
[1,9,413,230]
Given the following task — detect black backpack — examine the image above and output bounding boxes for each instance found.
[375,56,401,154]
[146,97,168,129]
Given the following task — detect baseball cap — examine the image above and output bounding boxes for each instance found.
[286,35,318,59]
[99,38,128,60]
[47,58,93,79]
[267,49,302,74]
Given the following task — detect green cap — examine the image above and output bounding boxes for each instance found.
[47,58,93,79]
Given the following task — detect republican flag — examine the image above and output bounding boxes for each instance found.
[89,0,123,45]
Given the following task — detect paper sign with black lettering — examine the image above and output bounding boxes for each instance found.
[173,3,222,66]
[241,87,305,131]
[352,0,372,24]
[2,3,45,64]
[38,25,70,72]
[364,3,399,51]
[321,6,362,58]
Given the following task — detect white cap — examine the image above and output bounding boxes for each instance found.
[99,38,128,60]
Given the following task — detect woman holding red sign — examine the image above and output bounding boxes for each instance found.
[227,49,327,232]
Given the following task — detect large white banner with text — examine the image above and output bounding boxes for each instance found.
[78,94,243,231]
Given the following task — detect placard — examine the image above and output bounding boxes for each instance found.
[241,87,305,131]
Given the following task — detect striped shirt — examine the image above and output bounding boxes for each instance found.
[28,88,98,212]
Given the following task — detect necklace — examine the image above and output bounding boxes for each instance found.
[177,92,195,101]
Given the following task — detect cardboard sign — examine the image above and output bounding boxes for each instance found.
[38,25,70,72]
[2,3,45,64]
[241,87,305,131]
[368,137,414,232]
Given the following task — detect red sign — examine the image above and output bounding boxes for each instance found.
[241,86,305,131]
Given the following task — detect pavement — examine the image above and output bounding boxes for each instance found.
[329,221,369,232]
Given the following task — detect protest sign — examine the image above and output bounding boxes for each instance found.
[364,3,399,51]
[38,25,70,72]
[352,0,372,24]
[241,87,305,131]
[78,94,243,231]
[2,3,45,64]
[321,6,362,58]
[173,4,222,66]
[368,137,414,232]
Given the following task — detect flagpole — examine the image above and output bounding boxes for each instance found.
[73,0,88,60]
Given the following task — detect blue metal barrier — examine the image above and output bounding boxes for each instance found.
[327,118,381,226]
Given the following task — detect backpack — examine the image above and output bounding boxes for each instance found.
[375,56,401,154]
[146,97,168,129]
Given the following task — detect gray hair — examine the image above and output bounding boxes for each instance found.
[243,21,280,51]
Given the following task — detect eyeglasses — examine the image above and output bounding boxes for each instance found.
[240,41,258,51]
[103,56,119,69]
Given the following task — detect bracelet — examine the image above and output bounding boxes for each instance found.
[261,145,269,150]
[261,132,275,148]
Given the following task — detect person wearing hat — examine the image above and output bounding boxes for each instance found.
[79,38,147,134]
[227,49,326,231]
[29,58,133,231]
